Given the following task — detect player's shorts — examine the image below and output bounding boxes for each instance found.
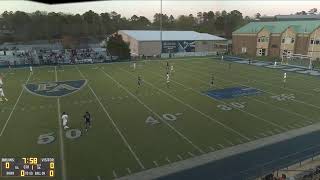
[62,119,67,126]
[283,79,286,83]
[0,89,4,97]
[85,118,91,124]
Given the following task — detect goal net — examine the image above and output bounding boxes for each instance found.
[281,53,313,69]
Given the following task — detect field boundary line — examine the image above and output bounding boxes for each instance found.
[75,66,146,170]
[180,63,320,112]
[98,67,204,153]
[196,59,316,97]
[152,69,287,131]
[54,66,67,180]
[119,68,251,141]
[177,65,315,129]
[0,72,31,137]
[116,121,320,180]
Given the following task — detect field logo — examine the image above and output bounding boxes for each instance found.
[25,80,87,97]
[205,86,262,100]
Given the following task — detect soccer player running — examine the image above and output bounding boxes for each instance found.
[166,72,170,88]
[166,61,169,71]
[133,62,136,71]
[283,72,287,88]
[0,75,7,102]
[210,73,215,88]
[138,75,142,88]
[61,112,69,130]
[83,111,92,132]
[29,65,33,74]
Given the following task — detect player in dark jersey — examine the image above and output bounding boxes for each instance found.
[83,111,92,132]
[166,61,169,71]
[210,73,214,88]
[138,75,142,87]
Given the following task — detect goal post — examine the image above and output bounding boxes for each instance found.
[281,53,313,69]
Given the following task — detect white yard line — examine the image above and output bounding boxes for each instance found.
[153,161,159,167]
[76,66,145,170]
[54,66,67,180]
[98,68,204,154]
[0,72,31,137]
[182,63,320,111]
[119,68,251,141]
[177,65,318,128]
[97,176,102,180]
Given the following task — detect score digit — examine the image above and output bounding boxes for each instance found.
[5,162,10,169]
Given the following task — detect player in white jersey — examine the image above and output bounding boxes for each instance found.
[0,86,8,102]
[29,66,33,73]
[283,72,287,87]
[61,112,69,130]
[133,62,136,71]
[0,75,3,86]
[166,72,170,88]
[221,55,224,61]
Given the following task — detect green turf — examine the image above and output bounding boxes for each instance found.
[0,57,320,180]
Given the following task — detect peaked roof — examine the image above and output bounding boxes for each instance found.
[233,20,320,34]
[119,30,226,41]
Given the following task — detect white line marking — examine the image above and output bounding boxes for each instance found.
[99,68,204,154]
[209,146,215,151]
[54,66,67,180]
[76,66,145,170]
[113,170,117,178]
[224,139,234,146]
[188,152,195,157]
[119,68,251,141]
[166,157,171,164]
[126,168,132,174]
[218,144,224,148]
[177,64,318,129]
[97,176,101,180]
[153,161,159,167]
[0,73,31,137]
[177,155,183,160]
[260,132,267,137]
[254,135,259,139]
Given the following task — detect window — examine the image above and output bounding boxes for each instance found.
[271,44,278,48]
[316,40,320,45]
[202,41,207,45]
[282,39,285,43]
[291,38,295,43]
[241,47,247,53]
[311,39,314,44]
[257,38,261,42]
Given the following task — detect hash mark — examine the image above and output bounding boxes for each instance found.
[209,146,215,151]
[166,157,171,164]
[153,161,159,167]
[177,155,183,160]
[218,144,224,148]
[188,152,195,157]
[126,168,131,174]
[112,170,117,178]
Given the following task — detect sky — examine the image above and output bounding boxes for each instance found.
[0,0,319,19]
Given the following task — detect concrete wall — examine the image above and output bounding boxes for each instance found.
[139,41,161,56]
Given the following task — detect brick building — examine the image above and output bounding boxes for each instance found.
[232,20,320,60]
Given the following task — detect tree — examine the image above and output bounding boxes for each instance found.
[106,33,130,60]
[255,13,261,19]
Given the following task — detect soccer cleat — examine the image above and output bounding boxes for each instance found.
[64,126,69,130]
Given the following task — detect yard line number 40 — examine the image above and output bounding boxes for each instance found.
[146,113,182,125]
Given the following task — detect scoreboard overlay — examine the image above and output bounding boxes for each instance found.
[1,157,55,177]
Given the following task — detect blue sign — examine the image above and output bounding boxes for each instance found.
[205,86,262,100]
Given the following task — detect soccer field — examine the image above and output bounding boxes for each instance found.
[1,56,320,180]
